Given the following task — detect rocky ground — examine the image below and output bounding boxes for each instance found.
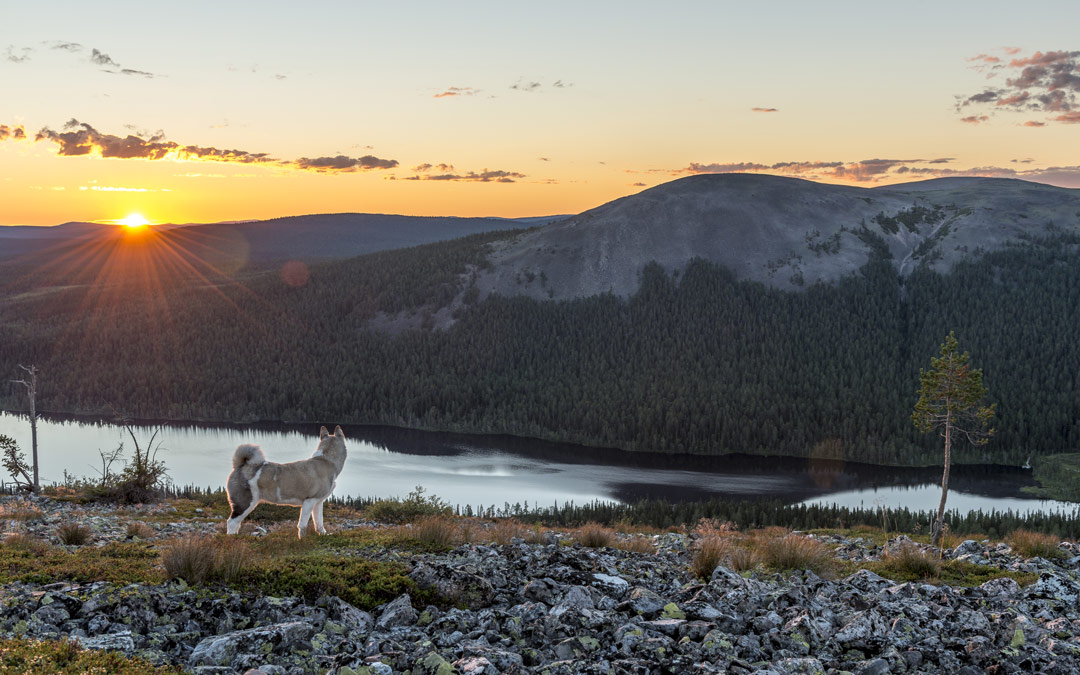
[2,496,1080,674]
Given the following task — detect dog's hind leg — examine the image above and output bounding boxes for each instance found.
[227,501,259,535]
[297,498,317,539]
[313,500,327,534]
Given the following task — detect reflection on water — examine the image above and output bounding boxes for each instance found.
[0,411,1073,515]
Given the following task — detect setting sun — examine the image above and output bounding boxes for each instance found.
[118,213,150,229]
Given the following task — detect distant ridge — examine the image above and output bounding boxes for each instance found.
[476,174,1080,299]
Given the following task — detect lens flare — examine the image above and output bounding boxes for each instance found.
[118,213,150,228]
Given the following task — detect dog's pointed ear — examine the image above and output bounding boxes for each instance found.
[319,426,329,439]
[334,425,344,438]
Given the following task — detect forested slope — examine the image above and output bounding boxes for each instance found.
[2,223,1078,467]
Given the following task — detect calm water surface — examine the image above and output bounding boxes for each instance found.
[0,412,1073,515]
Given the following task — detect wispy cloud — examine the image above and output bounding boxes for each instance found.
[433,86,478,98]
[28,119,397,173]
[79,185,170,192]
[751,107,778,113]
[681,156,1080,188]
[957,48,1080,125]
[24,41,160,77]
[4,45,31,63]
[402,165,525,182]
[961,115,989,124]
[509,78,571,92]
[0,124,27,141]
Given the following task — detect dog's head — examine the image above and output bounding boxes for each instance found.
[316,425,347,465]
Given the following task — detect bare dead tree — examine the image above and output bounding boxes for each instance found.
[10,364,39,492]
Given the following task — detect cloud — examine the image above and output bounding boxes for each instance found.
[958,49,1080,124]
[0,124,27,141]
[1054,111,1080,124]
[751,107,779,113]
[1011,158,1035,163]
[405,166,525,182]
[49,41,83,52]
[293,154,398,172]
[434,86,478,98]
[961,115,989,124]
[681,156,1080,188]
[5,45,31,63]
[31,119,397,173]
[1023,120,1047,127]
[510,79,542,92]
[631,182,647,187]
[552,80,572,88]
[79,185,169,192]
[90,48,119,67]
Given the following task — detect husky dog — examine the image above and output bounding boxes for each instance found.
[226,425,347,538]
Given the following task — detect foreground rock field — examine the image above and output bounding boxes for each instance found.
[2,496,1080,674]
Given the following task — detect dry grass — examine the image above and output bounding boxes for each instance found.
[1007,529,1065,559]
[56,523,94,546]
[125,521,156,540]
[727,546,759,572]
[161,534,252,584]
[614,535,656,554]
[694,518,739,538]
[758,533,836,575]
[691,535,730,580]
[488,518,528,546]
[391,515,463,550]
[524,524,551,545]
[885,542,941,580]
[3,532,52,555]
[574,522,616,548]
[0,504,44,522]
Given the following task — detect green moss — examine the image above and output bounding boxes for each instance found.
[1011,628,1025,647]
[0,638,185,674]
[661,602,686,619]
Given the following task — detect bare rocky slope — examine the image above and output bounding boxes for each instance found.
[476,175,1080,300]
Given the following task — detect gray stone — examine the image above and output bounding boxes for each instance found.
[188,621,314,667]
[80,630,136,653]
[627,587,666,617]
[411,562,495,609]
[375,594,418,629]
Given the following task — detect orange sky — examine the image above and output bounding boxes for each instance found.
[2,3,1078,226]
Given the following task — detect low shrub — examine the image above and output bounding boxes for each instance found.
[1007,529,1065,559]
[56,523,94,546]
[0,637,185,674]
[365,486,452,524]
[3,533,52,556]
[878,542,941,581]
[575,522,615,548]
[489,518,528,546]
[391,515,462,550]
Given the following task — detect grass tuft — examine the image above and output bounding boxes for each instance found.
[56,523,94,546]
[574,522,615,548]
[161,535,216,584]
[125,521,156,540]
[3,533,53,556]
[691,535,730,580]
[614,535,656,554]
[1006,529,1065,559]
[489,518,528,546]
[880,541,941,581]
[759,533,836,576]
[0,504,44,522]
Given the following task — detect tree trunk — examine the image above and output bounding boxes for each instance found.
[932,414,952,547]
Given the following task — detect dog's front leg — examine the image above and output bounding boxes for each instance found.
[297,499,317,539]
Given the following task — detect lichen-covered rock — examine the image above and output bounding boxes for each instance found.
[188,621,314,667]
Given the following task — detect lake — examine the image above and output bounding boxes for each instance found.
[0,412,1073,516]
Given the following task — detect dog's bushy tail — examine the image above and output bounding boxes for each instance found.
[232,444,266,470]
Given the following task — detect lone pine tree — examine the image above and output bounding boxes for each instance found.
[913,332,996,547]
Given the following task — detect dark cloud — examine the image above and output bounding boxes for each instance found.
[1011,158,1035,163]
[958,49,1080,125]
[510,79,542,92]
[552,80,571,88]
[38,42,158,76]
[412,163,455,172]
[434,86,477,98]
[405,167,526,182]
[928,158,955,164]
[0,124,27,141]
[49,41,83,52]
[631,182,647,187]
[32,119,397,173]
[538,157,550,162]
[5,45,31,63]
[293,155,398,172]
[751,107,779,112]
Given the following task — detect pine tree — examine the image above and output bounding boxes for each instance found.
[913,332,996,546]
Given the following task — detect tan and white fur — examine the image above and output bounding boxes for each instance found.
[226,425,347,538]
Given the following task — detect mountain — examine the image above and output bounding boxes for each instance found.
[0,213,547,262]
[2,174,1079,467]
[477,174,1080,300]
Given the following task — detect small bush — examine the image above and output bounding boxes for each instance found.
[56,523,93,546]
[524,524,552,545]
[3,533,52,556]
[615,535,656,554]
[691,535,729,580]
[125,521,156,539]
[759,534,836,575]
[1007,529,1064,559]
[365,486,453,524]
[575,522,615,548]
